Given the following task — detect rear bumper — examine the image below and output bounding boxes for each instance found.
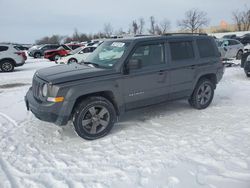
[217,65,225,83]
[44,54,54,59]
[25,88,70,126]
[15,60,25,67]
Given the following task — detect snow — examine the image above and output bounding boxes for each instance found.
[0,57,250,188]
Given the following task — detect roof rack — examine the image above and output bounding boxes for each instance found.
[163,33,207,36]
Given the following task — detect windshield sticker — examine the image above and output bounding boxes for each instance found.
[111,42,125,48]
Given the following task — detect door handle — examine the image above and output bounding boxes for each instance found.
[189,65,197,69]
[158,70,167,75]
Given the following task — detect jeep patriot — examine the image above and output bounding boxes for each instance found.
[25,34,224,140]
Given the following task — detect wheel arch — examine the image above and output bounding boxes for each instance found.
[0,58,16,66]
[194,73,217,90]
[71,90,120,119]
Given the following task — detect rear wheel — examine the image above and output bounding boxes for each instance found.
[34,52,41,58]
[68,58,77,64]
[73,96,116,140]
[0,61,14,72]
[188,79,214,109]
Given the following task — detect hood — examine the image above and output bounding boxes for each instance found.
[36,63,116,84]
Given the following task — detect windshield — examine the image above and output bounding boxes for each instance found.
[69,47,84,55]
[84,41,130,68]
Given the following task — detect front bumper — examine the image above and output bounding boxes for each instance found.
[25,87,71,126]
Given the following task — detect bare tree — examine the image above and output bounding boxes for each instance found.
[159,19,171,34]
[138,18,145,34]
[132,20,139,35]
[36,35,63,44]
[103,23,113,37]
[232,7,250,31]
[177,9,209,33]
[148,16,156,34]
[233,10,243,31]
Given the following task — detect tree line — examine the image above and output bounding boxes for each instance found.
[36,6,250,45]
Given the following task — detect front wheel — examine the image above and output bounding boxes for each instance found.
[73,96,116,140]
[188,79,214,109]
[54,54,61,61]
[236,50,243,60]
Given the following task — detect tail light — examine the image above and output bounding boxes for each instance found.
[15,52,27,60]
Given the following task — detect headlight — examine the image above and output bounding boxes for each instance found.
[42,84,48,97]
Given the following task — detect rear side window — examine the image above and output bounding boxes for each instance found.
[169,41,194,61]
[229,40,240,45]
[197,39,216,58]
[0,46,8,52]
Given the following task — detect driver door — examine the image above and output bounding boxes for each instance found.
[119,42,170,110]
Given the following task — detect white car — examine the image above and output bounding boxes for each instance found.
[56,46,96,64]
[0,44,26,72]
[216,39,244,60]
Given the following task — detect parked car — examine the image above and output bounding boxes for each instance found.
[216,39,244,60]
[28,44,60,58]
[222,34,236,39]
[235,33,250,45]
[25,34,224,140]
[56,46,96,64]
[243,54,250,77]
[44,44,82,61]
[0,44,26,72]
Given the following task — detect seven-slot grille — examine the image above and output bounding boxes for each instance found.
[32,75,43,101]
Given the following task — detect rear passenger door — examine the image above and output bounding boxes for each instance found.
[168,40,197,99]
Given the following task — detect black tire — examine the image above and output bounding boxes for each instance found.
[0,61,14,72]
[188,79,214,109]
[73,96,116,140]
[34,52,41,58]
[54,54,61,61]
[48,58,54,61]
[68,58,78,64]
[236,50,243,60]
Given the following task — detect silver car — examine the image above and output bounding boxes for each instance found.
[217,39,244,60]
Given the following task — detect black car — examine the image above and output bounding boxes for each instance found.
[28,44,60,58]
[235,33,250,45]
[25,33,224,140]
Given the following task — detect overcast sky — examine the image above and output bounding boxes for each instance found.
[0,0,249,43]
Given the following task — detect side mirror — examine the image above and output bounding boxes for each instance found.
[127,59,142,70]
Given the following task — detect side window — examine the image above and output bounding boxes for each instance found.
[71,45,79,50]
[129,43,164,67]
[229,40,239,45]
[169,41,194,61]
[0,46,9,52]
[83,48,91,53]
[197,39,216,58]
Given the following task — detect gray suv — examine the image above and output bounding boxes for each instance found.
[25,34,224,140]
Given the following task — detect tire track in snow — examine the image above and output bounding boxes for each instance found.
[0,155,19,188]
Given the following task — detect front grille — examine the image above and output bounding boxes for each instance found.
[32,74,43,101]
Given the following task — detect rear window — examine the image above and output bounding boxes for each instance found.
[197,39,216,58]
[0,46,8,52]
[169,41,194,61]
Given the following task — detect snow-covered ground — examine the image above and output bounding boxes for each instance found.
[0,58,250,188]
